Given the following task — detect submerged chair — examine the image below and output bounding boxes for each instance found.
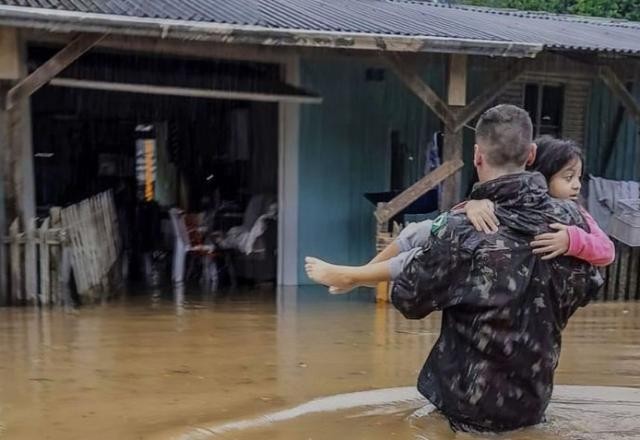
[169,208,219,289]
[216,194,277,283]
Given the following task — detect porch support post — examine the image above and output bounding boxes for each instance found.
[0,27,21,303]
[441,54,467,210]
[452,60,526,132]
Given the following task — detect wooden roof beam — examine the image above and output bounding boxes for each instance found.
[6,32,106,110]
[385,53,456,127]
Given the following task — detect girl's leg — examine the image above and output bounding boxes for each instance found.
[307,220,433,293]
[305,257,392,291]
[396,220,433,251]
[363,220,434,267]
[305,248,420,293]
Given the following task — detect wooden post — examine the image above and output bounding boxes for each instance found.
[0,29,21,301]
[0,28,20,81]
[59,245,73,309]
[0,191,5,305]
[442,124,463,210]
[7,100,36,223]
[452,60,526,133]
[376,282,390,303]
[49,207,62,305]
[0,86,8,305]
[39,217,50,305]
[9,219,20,304]
[442,55,467,210]
[25,217,37,304]
[3,31,36,232]
[448,54,467,106]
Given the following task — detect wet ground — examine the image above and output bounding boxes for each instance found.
[1,286,639,439]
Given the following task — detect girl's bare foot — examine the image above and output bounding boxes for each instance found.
[305,257,353,291]
[329,285,356,295]
[329,280,377,294]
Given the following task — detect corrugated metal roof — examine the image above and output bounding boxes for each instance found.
[0,0,639,55]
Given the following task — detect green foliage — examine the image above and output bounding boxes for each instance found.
[461,0,640,21]
[571,0,640,21]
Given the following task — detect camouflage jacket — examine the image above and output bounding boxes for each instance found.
[392,172,603,432]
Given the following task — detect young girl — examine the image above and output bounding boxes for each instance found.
[305,136,615,293]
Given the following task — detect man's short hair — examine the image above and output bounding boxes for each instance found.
[475,104,533,168]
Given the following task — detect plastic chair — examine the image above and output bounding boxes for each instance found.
[169,208,218,288]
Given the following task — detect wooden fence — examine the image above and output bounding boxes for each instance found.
[4,209,66,305]
[60,190,120,299]
[2,190,120,305]
[600,240,640,301]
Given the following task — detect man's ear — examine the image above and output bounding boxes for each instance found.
[473,144,482,167]
[526,143,537,167]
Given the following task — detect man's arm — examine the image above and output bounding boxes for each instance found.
[391,214,472,319]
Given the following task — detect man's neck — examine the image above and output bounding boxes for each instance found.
[477,167,525,184]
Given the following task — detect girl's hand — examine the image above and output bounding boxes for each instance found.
[465,199,499,233]
[531,224,569,260]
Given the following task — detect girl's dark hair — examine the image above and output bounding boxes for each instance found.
[527,135,584,182]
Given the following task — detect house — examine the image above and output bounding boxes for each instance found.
[0,0,638,301]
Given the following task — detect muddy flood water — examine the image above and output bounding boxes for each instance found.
[1,286,640,440]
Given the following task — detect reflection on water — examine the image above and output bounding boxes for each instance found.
[0,286,639,439]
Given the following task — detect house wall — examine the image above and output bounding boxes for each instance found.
[296,53,640,283]
[296,54,446,282]
[585,74,640,181]
[467,54,640,185]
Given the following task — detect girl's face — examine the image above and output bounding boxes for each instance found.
[548,158,582,200]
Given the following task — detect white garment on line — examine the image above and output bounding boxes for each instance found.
[588,175,640,232]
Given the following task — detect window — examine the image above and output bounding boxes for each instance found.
[523,84,564,137]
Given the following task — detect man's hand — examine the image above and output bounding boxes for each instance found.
[464,199,499,234]
[531,224,569,260]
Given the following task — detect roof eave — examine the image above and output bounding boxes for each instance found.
[0,5,542,58]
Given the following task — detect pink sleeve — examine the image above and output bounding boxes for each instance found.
[566,210,615,266]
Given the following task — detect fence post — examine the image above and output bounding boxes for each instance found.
[39,217,50,305]
[25,217,37,305]
[9,219,20,303]
[0,225,6,306]
[49,207,62,305]
[59,245,73,309]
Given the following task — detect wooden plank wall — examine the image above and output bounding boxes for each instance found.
[494,73,591,146]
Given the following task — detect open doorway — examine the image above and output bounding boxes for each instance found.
[30,46,284,291]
